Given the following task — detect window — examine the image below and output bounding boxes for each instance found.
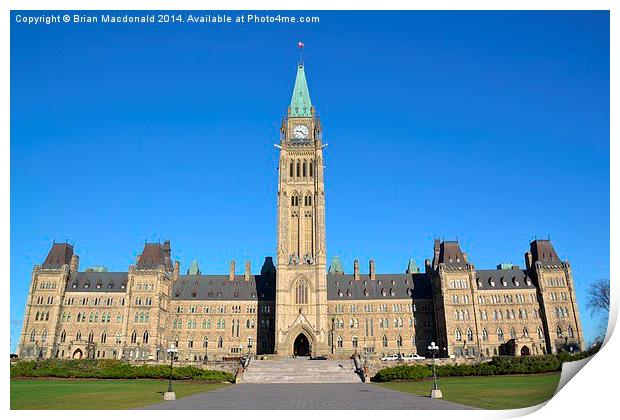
[352,336,358,348]
[116,331,122,344]
[556,326,563,338]
[537,326,544,340]
[510,328,517,340]
[30,329,36,342]
[337,336,343,348]
[455,329,462,341]
[466,328,473,341]
[131,330,137,344]
[203,337,209,348]
[101,331,107,343]
[396,335,403,347]
[497,328,504,342]
[296,279,308,304]
[41,329,48,343]
[482,329,488,341]
[568,325,574,338]
[382,335,388,347]
[143,331,149,344]
[218,337,223,348]
[523,327,529,338]
[60,330,66,343]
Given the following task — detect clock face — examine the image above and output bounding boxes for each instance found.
[293,125,309,139]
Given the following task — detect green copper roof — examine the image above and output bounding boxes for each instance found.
[188,260,200,275]
[406,259,420,274]
[290,65,312,117]
[497,263,514,270]
[89,266,108,273]
[328,256,344,274]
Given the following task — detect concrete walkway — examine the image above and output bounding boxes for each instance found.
[142,383,472,410]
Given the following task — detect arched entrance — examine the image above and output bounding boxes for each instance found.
[72,349,83,359]
[293,334,310,357]
[520,346,531,356]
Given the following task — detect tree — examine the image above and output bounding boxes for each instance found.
[586,278,610,316]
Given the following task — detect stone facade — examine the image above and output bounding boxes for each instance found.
[16,61,585,362]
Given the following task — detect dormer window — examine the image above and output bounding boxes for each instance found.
[175,292,180,298]
[108,283,114,289]
[234,292,240,298]
[363,289,369,297]
[338,289,343,297]
[389,289,394,296]
[217,292,222,298]
[121,284,126,290]
[346,289,352,297]
[477,279,482,287]
[84,283,90,289]
[489,278,495,287]
[501,277,507,286]
[208,292,214,297]
[513,277,520,286]
[72,282,78,289]
[96,283,102,289]
[381,289,386,296]
[526,278,532,286]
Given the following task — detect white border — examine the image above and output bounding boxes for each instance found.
[2,1,617,420]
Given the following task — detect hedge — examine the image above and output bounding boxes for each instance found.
[10,359,235,382]
[371,352,595,382]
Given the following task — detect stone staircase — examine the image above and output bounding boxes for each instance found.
[238,358,362,384]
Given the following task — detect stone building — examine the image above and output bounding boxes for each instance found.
[16,59,585,362]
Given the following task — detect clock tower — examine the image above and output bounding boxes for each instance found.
[274,61,329,356]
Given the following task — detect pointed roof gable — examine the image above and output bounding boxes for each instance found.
[42,242,74,269]
[406,258,420,274]
[188,260,200,275]
[290,65,312,117]
[328,256,344,274]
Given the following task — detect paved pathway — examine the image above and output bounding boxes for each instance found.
[142,383,472,410]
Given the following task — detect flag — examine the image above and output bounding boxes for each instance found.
[298,41,304,49]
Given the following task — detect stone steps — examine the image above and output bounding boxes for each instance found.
[239,358,362,384]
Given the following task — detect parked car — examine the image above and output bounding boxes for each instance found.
[310,355,328,360]
[402,353,425,361]
[380,354,399,361]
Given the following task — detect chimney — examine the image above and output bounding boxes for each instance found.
[354,259,360,281]
[174,261,180,277]
[369,259,376,280]
[229,260,236,281]
[524,252,533,271]
[70,254,79,272]
[244,261,251,281]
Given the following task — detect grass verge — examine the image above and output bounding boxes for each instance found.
[378,372,561,409]
[11,378,228,410]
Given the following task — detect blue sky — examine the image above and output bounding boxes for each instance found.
[10,11,609,350]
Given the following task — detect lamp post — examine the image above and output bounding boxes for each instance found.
[428,341,442,399]
[164,344,178,400]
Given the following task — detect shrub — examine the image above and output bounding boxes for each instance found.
[371,354,569,382]
[10,359,234,382]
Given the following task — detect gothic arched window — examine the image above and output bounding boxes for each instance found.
[382,335,388,347]
[143,330,149,344]
[101,331,107,343]
[296,279,308,304]
[466,328,473,341]
[296,161,301,177]
[497,328,504,342]
[60,330,66,343]
[290,162,294,177]
[131,330,137,344]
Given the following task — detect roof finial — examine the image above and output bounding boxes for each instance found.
[297,41,304,66]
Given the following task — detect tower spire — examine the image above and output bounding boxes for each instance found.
[290,43,312,118]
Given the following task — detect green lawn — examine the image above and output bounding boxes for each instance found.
[378,373,561,409]
[11,378,228,410]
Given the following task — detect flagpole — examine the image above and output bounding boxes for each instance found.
[298,41,304,66]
